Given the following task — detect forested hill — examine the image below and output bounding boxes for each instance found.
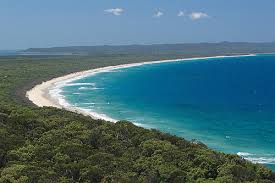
[24,42,275,56]
[0,54,275,182]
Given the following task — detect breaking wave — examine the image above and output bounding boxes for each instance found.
[237,152,275,164]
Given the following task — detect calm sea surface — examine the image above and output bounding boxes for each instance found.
[0,50,73,56]
[60,55,275,169]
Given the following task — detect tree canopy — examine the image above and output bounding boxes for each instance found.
[0,55,274,182]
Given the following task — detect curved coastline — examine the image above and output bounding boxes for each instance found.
[26,54,256,122]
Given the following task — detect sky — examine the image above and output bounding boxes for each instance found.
[0,0,275,49]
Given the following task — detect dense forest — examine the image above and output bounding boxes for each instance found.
[0,53,275,182]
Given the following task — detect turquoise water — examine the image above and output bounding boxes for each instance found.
[59,55,275,169]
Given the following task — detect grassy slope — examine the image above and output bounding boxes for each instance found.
[0,54,274,183]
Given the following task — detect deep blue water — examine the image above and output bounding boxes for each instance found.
[60,55,275,169]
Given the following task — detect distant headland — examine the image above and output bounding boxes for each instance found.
[24,42,275,56]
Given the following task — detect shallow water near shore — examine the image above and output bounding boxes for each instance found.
[58,54,275,169]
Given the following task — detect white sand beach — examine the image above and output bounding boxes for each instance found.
[26,54,255,122]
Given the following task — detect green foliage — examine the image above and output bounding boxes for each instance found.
[0,55,274,182]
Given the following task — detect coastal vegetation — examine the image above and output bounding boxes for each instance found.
[1,50,275,182]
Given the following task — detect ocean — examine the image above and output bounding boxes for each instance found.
[56,54,275,170]
[0,50,20,56]
[0,50,74,56]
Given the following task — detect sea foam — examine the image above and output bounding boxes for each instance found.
[66,82,96,86]
[237,152,275,164]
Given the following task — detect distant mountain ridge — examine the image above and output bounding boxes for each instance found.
[24,42,275,56]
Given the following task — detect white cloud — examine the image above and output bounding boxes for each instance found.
[178,11,185,17]
[104,8,124,16]
[153,10,164,18]
[189,12,209,20]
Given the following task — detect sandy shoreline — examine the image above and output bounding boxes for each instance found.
[26,54,256,122]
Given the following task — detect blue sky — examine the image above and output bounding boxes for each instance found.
[0,0,275,49]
